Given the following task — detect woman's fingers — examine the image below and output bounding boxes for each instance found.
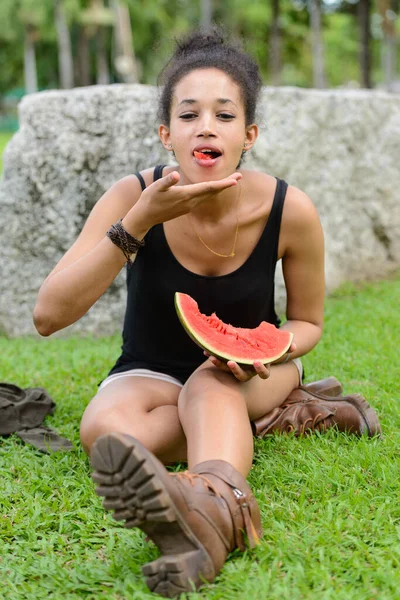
[155,171,181,191]
[188,173,242,197]
[154,171,241,195]
[207,354,231,372]
[253,361,271,379]
[227,360,270,382]
[227,361,253,381]
[205,352,270,381]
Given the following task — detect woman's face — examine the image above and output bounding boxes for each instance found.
[159,68,257,183]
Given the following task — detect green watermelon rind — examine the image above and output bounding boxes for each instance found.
[174,292,293,366]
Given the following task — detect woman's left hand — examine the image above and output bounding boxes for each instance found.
[270,340,297,365]
[204,339,297,382]
[204,352,270,382]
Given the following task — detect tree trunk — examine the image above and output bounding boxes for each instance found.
[309,0,326,88]
[200,0,213,31]
[76,26,91,86]
[378,0,397,91]
[24,24,38,94]
[88,0,110,85]
[112,1,138,83]
[358,0,372,88]
[96,25,110,84]
[270,0,281,86]
[54,0,74,89]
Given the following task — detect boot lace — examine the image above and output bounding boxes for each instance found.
[174,471,221,497]
[287,412,336,434]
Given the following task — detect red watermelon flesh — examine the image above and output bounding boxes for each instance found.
[174,292,293,365]
[193,150,218,160]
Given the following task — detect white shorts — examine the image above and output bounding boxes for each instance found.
[292,357,303,385]
[98,368,184,391]
[98,359,303,391]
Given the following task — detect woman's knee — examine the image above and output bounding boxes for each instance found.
[80,401,115,454]
[79,391,143,454]
[178,366,244,412]
[80,381,182,455]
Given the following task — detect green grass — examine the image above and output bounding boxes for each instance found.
[1,275,400,600]
[0,131,14,174]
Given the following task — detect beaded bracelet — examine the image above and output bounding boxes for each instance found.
[106,219,145,265]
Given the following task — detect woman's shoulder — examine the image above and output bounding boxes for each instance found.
[240,169,277,213]
[242,169,313,205]
[242,169,320,232]
[283,183,320,228]
[280,182,323,251]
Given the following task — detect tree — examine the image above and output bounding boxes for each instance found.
[357,0,372,87]
[79,0,114,85]
[23,23,38,93]
[18,2,46,94]
[378,0,397,90]
[270,0,282,85]
[309,0,326,87]
[112,0,138,83]
[54,0,74,88]
[200,0,213,30]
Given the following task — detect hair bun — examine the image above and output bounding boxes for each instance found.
[175,28,225,57]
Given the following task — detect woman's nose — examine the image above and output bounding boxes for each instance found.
[197,114,216,137]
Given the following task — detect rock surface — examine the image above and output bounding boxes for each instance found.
[0,84,399,337]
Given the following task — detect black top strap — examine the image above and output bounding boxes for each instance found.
[134,165,166,191]
[134,171,146,191]
[269,178,288,237]
[154,164,166,181]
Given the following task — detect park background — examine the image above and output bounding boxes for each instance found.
[1,1,400,599]
[0,0,400,134]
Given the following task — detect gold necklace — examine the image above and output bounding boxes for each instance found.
[189,182,242,258]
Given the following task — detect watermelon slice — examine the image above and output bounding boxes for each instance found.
[174,292,293,365]
[194,150,217,160]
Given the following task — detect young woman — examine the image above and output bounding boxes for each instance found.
[33,29,378,598]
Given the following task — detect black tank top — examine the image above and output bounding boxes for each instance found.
[108,165,288,384]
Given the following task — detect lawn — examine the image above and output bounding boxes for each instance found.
[1,274,399,600]
[0,131,14,174]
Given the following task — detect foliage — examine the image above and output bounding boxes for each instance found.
[0,132,14,172]
[1,274,400,599]
[0,0,398,96]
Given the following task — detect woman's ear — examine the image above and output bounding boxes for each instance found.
[244,124,259,151]
[159,124,172,150]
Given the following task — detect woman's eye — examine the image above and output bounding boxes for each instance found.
[179,113,235,120]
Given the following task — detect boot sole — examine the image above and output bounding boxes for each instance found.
[91,432,215,597]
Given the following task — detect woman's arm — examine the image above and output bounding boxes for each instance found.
[33,175,148,336]
[33,170,243,336]
[278,185,325,359]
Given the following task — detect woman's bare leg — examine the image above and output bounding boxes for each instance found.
[80,377,187,463]
[178,360,300,477]
[81,361,300,469]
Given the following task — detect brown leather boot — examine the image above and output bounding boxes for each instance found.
[252,378,381,438]
[252,376,342,436]
[302,376,343,397]
[91,432,262,598]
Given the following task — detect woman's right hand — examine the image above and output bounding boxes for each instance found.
[132,170,242,229]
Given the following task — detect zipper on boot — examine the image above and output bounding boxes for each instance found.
[232,487,260,549]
